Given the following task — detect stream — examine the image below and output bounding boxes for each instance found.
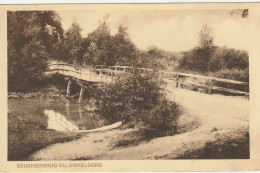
[8,98,109,132]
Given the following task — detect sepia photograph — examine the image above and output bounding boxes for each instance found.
[6,8,251,162]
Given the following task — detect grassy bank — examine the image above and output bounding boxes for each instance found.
[8,113,83,161]
[174,129,249,159]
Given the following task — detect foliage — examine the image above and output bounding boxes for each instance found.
[209,68,249,83]
[199,24,214,50]
[8,11,249,92]
[209,47,248,71]
[83,19,113,66]
[8,11,63,91]
[111,25,138,66]
[136,47,165,70]
[178,24,249,82]
[83,21,138,66]
[61,21,84,64]
[95,73,181,135]
[179,47,211,73]
[179,25,215,73]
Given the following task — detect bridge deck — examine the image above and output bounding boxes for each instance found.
[46,61,249,97]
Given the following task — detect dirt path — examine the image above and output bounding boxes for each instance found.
[164,79,249,123]
[29,84,249,160]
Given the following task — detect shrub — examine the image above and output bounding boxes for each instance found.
[210,68,249,82]
[95,72,181,135]
[140,99,182,136]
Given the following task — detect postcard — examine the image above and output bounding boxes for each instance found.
[0,3,260,172]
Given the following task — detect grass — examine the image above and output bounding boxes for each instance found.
[112,128,157,149]
[174,131,249,159]
[8,113,83,161]
[112,112,201,149]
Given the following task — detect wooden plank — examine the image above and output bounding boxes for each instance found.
[48,61,249,96]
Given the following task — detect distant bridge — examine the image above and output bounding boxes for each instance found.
[46,61,249,103]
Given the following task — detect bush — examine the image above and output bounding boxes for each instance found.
[178,46,249,82]
[95,72,181,136]
[178,47,213,73]
[210,68,249,82]
[140,99,182,136]
[209,47,248,72]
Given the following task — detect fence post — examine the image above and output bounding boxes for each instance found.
[176,73,179,88]
[99,70,102,83]
[111,72,114,84]
[208,78,213,94]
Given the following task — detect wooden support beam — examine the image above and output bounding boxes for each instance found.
[78,104,83,119]
[208,78,213,94]
[66,79,72,97]
[66,99,70,117]
[176,74,179,88]
[78,83,85,103]
[111,72,114,84]
[99,70,102,83]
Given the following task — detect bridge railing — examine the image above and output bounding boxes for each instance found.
[47,61,122,84]
[161,71,249,97]
[47,61,249,97]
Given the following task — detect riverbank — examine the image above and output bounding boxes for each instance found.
[8,112,83,160]
[8,87,197,161]
[28,110,249,160]
[8,81,249,160]
[8,82,92,160]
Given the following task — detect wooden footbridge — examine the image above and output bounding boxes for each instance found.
[46,61,249,103]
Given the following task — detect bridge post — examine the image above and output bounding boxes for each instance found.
[208,78,213,94]
[78,104,83,119]
[78,83,85,103]
[99,70,102,83]
[111,72,114,84]
[176,73,179,88]
[66,79,72,98]
[66,99,70,117]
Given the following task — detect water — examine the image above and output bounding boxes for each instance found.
[8,98,109,132]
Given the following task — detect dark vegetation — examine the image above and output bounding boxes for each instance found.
[95,73,182,136]
[174,131,249,159]
[8,113,82,161]
[8,11,63,92]
[178,24,249,82]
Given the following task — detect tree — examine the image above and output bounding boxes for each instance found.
[179,24,215,73]
[209,47,248,71]
[62,21,84,64]
[83,18,113,66]
[199,24,214,50]
[110,25,138,66]
[8,11,64,91]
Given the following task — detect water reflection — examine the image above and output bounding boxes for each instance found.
[44,99,106,132]
[8,98,108,132]
[45,109,79,131]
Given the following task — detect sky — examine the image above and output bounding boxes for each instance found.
[57,10,249,52]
